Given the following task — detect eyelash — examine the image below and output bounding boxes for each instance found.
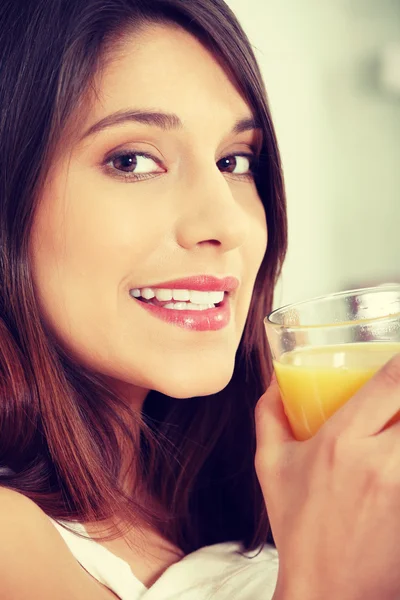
[102,149,259,183]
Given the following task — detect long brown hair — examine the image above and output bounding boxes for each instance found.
[0,0,287,553]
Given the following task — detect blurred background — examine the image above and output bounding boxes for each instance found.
[226,0,400,306]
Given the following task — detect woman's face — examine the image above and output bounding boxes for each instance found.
[29,23,267,404]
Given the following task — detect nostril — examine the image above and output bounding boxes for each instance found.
[198,239,222,247]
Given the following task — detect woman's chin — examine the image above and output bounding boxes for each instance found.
[155,365,234,399]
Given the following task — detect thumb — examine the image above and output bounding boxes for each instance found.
[255,375,294,460]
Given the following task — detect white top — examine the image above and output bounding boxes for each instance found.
[50,518,279,599]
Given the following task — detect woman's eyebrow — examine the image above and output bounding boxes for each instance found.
[79,109,261,140]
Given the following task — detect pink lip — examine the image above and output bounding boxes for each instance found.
[138,275,240,292]
[138,297,231,331]
[131,275,239,332]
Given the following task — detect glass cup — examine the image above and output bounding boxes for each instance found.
[264,285,400,441]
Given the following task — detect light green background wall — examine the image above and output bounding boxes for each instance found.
[226,0,400,305]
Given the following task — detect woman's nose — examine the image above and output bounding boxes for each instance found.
[174,166,250,252]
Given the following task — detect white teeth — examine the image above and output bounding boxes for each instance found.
[209,291,224,304]
[189,291,210,304]
[130,287,226,304]
[189,290,224,304]
[172,289,191,301]
[164,302,187,310]
[141,288,155,300]
[155,289,173,301]
[189,291,206,304]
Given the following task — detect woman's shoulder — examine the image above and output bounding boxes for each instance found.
[0,485,53,548]
[0,484,48,517]
[0,487,59,597]
[0,487,115,599]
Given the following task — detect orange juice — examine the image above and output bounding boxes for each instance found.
[274,342,400,441]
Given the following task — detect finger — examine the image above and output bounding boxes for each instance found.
[255,376,295,460]
[329,354,400,439]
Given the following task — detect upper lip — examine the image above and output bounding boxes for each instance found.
[133,275,240,292]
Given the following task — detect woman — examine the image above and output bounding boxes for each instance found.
[1,1,400,598]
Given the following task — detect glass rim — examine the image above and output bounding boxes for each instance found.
[265,284,400,332]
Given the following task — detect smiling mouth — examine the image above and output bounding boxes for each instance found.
[128,275,238,330]
[129,287,226,311]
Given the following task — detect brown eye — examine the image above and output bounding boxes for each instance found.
[108,152,163,175]
[112,153,138,172]
[217,154,253,175]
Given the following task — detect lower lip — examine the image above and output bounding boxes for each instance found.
[134,297,231,331]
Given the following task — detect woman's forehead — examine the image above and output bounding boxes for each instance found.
[86,23,253,133]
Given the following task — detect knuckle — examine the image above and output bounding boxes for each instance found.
[254,447,280,479]
[255,446,293,487]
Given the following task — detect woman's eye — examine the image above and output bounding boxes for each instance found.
[106,151,164,179]
[217,154,255,177]
[104,150,256,182]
